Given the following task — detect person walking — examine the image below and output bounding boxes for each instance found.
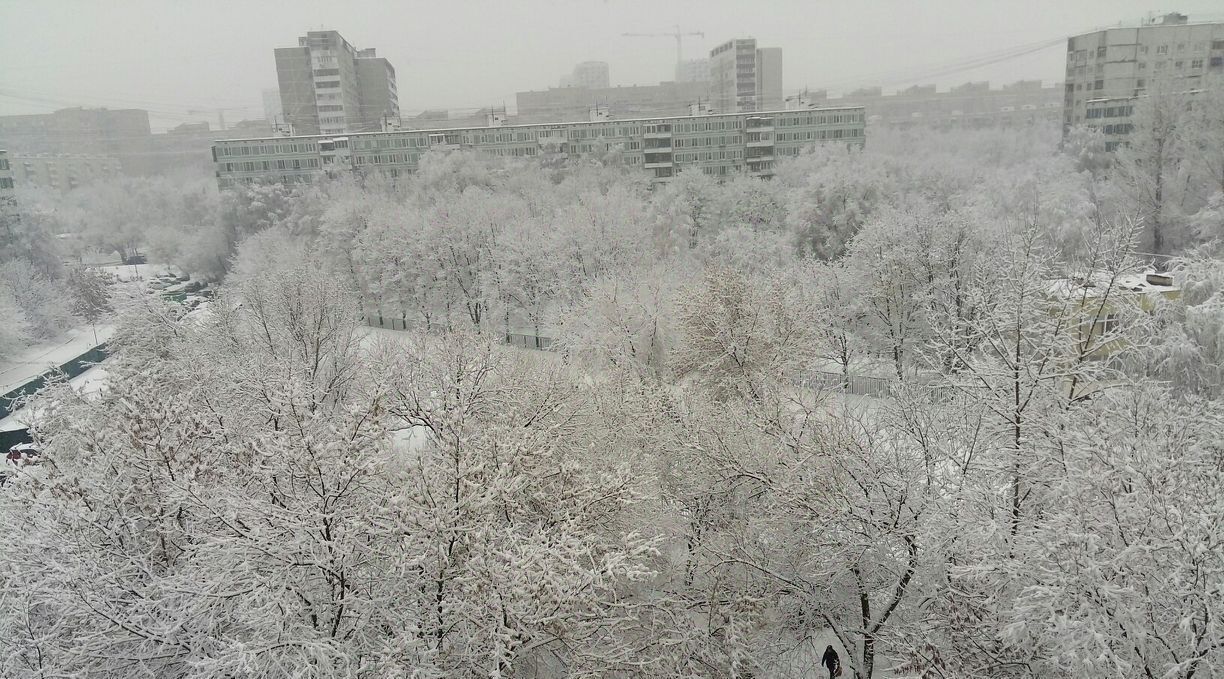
[821,644,841,678]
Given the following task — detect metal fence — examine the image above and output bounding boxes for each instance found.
[793,370,896,398]
[362,313,556,351]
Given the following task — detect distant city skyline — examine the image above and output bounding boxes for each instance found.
[2,0,1223,131]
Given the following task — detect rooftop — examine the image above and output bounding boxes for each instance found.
[1048,270,1180,299]
[211,105,863,145]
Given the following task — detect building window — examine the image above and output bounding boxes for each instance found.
[1156,45,1168,54]
[1094,79,1104,90]
[1192,59,1203,69]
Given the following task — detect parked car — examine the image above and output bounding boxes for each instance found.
[6,444,40,467]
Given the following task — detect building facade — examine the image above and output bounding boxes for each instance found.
[262,88,284,126]
[756,48,784,112]
[1064,13,1224,149]
[356,48,400,128]
[515,80,711,123]
[560,61,611,89]
[275,30,400,136]
[0,108,151,157]
[212,106,865,187]
[709,38,784,113]
[675,58,710,83]
[0,150,14,205]
[8,153,122,192]
[805,80,1064,129]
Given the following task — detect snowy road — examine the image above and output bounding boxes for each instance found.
[0,325,115,395]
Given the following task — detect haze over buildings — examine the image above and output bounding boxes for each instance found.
[560,61,611,90]
[6,0,1223,132]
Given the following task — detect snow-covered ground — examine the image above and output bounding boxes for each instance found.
[0,325,115,395]
[97,263,178,283]
[0,365,109,433]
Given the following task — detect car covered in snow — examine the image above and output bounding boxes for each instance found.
[5,443,40,467]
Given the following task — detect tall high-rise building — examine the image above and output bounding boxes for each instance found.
[1063,13,1224,149]
[709,38,784,113]
[274,30,399,135]
[755,48,783,111]
[560,61,611,89]
[356,48,400,128]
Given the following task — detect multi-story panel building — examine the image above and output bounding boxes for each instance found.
[756,48,784,112]
[275,30,400,136]
[516,80,711,123]
[356,49,400,128]
[1063,12,1224,149]
[806,80,1064,129]
[560,61,611,90]
[0,108,151,157]
[262,88,284,126]
[675,58,710,83]
[8,153,122,193]
[0,150,14,205]
[211,106,865,188]
[709,38,784,113]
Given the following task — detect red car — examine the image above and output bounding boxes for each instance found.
[6,444,40,467]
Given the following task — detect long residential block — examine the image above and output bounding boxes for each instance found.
[211,106,865,188]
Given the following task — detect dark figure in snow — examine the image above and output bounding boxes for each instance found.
[821,644,841,678]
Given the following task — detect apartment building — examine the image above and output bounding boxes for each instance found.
[0,107,150,157]
[0,150,14,204]
[1063,12,1224,149]
[709,38,783,113]
[516,80,711,123]
[211,106,865,188]
[8,153,122,192]
[262,88,284,125]
[560,61,611,89]
[275,30,399,136]
[675,58,711,83]
[801,80,1064,129]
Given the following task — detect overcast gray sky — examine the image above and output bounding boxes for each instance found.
[2,0,1222,131]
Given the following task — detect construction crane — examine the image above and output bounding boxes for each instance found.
[622,25,705,66]
[186,107,249,131]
